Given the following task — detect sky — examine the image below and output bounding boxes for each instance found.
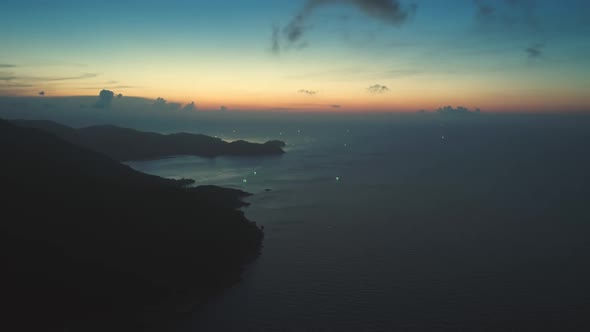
[0,0,589,112]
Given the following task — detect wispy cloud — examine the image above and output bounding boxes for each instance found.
[472,0,538,28]
[525,43,543,58]
[380,69,423,78]
[79,85,138,90]
[45,73,98,81]
[0,73,18,81]
[0,83,33,88]
[367,84,390,94]
[0,64,16,68]
[275,0,416,53]
[472,0,543,59]
[0,72,100,95]
[0,72,98,82]
[298,89,318,95]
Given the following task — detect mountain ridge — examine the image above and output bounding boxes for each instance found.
[11,119,286,161]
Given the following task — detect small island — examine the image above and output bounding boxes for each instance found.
[10,119,286,161]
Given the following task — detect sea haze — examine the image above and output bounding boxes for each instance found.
[127,113,590,331]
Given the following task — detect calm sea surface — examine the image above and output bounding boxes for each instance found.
[127,116,590,331]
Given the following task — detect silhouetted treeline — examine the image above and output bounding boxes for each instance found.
[11,119,285,161]
[0,119,264,331]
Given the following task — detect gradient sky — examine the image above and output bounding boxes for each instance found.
[1,0,589,112]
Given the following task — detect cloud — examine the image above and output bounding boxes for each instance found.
[167,103,182,110]
[0,73,18,81]
[154,97,167,106]
[472,0,537,28]
[116,93,123,99]
[367,84,390,94]
[78,85,137,90]
[525,43,543,58]
[271,25,281,54]
[94,89,114,109]
[382,69,422,77]
[436,105,481,115]
[151,97,181,110]
[111,85,136,89]
[0,64,16,68]
[284,15,307,45]
[331,104,342,108]
[278,0,416,51]
[45,73,97,81]
[220,106,228,111]
[474,0,496,20]
[472,0,541,58]
[182,101,196,111]
[0,83,33,88]
[298,89,318,95]
[0,72,98,82]
[39,91,45,96]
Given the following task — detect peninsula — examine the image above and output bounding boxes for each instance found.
[0,118,264,331]
[10,119,286,161]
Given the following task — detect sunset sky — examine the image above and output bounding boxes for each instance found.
[1,0,589,112]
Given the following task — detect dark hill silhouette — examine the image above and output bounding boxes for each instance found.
[11,119,286,161]
[0,119,263,331]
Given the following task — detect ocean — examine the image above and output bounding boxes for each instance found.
[126,114,590,331]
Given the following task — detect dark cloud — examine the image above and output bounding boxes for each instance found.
[39,91,45,96]
[0,64,16,68]
[94,89,114,108]
[472,0,537,27]
[182,102,196,111]
[271,25,281,54]
[116,93,123,99]
[436,106,481,115]
[367,84,390,94]
[220,106,228,111]
[298,89,318,95]
[284,15,307,45]
[152,97,181,110]
[472,0,541,58]
[154,97,167,106]
[278,0,416,51]
[474,0,496,20]
[331,104,342,108]
[525,43,543,58]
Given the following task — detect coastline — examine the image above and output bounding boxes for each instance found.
[0,119,266,332]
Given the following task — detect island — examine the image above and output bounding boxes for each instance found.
[0,118,264,331]
[10,119,286,161]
